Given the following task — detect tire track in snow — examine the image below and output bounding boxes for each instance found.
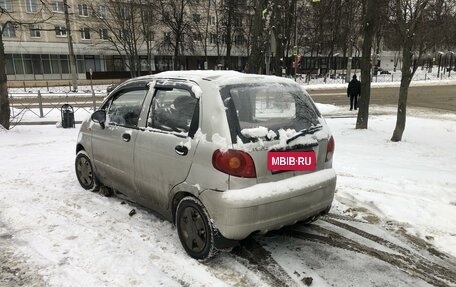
[231,237,298,287]
[0,221,46,287]
[322,217,456,282]
[281,222,456,287]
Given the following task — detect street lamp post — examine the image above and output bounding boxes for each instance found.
[449,52,454,77]
[437,51,444,78]
[89,69,96,111]
[333,53,340,77]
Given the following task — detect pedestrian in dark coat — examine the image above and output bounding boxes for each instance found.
[347,75,361,110]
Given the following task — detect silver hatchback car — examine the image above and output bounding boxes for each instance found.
[75,71,336,259]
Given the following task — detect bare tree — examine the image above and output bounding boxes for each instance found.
[188,0,212,66]
[139,1,159,74]
[156,0,194,70]
[217,0,246,69]
[245,0,269,74]
[82,0,152,77]
[1,1,53,129]
[355,0,384,129]
[389,0,454,141]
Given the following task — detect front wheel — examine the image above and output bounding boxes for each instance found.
[75,150,99,192]
[176,196,215,260]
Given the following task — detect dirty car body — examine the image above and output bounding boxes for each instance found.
[75,71,337,259]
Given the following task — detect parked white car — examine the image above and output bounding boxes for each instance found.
[75,71,337,259]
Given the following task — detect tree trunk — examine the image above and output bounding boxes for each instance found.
[345,43,353,83]
[245,0,266,74]
[0,33,11,130]
[225,4,233,69]
[355,0,378,130]
[174,35,180,70]
[391,45,413,142]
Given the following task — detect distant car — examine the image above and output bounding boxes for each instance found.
[75,71,337,260]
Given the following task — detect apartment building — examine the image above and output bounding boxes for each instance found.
[1,0,250,81]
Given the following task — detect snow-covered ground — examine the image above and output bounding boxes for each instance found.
[1,109,455,286]
[9,85,110,95]
[298,69,456,87]
[330,115,456,257]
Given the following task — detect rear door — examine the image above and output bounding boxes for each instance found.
[134,81,200,212]
[91,83,149,198]
[221,82,327,185]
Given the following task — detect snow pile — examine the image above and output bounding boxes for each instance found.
[241,126,268,138]
[315,103,341,114]
[211,133,229,151]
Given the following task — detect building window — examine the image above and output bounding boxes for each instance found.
[210,33,217,44]
[41,54,52,74]
[78,4,88,16]
[5,54,14,75]
[147,31,155,41]
[234,34,244,45]
[0,0,13,11]
[142,9,152,21]
[210,16,216,25]
[80,27,91,40]
[192,14,201,23]
[193,32,202,42]
[29,24,41,38]
[55,26,67,37]
[25,0,36,12]
[52,1,64,12]
[163,32,171,43]
[96,5,106,18]
[2,22,16,37]
[119,29,130,41]
[99,29,108,40]
[234,17,242,27]
[120,6,130,20]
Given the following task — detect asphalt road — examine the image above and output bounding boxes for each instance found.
[308,85,456,112]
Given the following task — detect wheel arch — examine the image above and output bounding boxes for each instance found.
[171,191,195,224]
[76,144,85,154]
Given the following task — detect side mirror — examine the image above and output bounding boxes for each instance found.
[91,110,106,129]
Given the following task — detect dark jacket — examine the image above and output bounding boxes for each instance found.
[347,79,361,97]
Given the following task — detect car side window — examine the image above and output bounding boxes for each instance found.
[107,89,147,128]
[147,88,198,134]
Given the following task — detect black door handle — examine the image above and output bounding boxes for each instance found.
[175,145,188,156]
[122,133,131,142]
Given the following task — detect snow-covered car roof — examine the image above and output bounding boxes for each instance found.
[126,70,299,87]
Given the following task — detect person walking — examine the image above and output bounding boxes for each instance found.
[347,74,361,110]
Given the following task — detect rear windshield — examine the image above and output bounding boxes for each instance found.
[220,82,321,144]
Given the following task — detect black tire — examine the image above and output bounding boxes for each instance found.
[176,196,215,260]
[75,150,99,192]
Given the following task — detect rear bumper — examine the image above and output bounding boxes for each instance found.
[199,169,337,240]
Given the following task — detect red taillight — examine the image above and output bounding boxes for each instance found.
[326,136,335,162]
[212,149,257,178]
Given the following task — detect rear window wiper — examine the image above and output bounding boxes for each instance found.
[286,125,322,144]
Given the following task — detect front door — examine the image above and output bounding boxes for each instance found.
[135,83,200,212]
[91,86,148,197]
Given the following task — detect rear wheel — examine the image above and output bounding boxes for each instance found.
[75,150,99,192]
[176,196,215,260]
